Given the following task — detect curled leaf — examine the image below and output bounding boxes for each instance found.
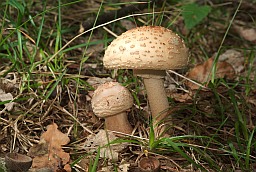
[186,57,235,90]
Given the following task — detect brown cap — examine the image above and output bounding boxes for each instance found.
[91,82,133,118]
[103,26,189,70]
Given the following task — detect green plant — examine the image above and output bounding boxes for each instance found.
[88,147,101,172]
[181,3,211,30]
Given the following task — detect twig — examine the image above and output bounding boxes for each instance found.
[55,105,94,134]
[167,69,209,90]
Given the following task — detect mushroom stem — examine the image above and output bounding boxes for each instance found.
[134,69,170,136]
[105,112,133,134]
[143,77,169,126]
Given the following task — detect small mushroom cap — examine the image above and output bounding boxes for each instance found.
[103,26,189,70]
[91,82,133,118]
[5,152,32,172]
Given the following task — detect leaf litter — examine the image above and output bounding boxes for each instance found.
[28,122,71,172]
[83,130,128,162]
[0,89,14,112]
[186,56,235,90]
[169,49,241,102]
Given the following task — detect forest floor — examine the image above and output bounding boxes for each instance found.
[0,0,255,172]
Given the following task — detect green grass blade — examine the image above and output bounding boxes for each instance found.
[44,70,66,100]
[229,89,248,140]
[90,147,101,172]
[245,128,255,169]
[149,117,155,150]
[210,0,242,84]
[35,1,46,47]
[7,0,25,15]
[228,142,240,164]
[165,139,205,170]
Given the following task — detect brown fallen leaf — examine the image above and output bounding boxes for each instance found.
[218,49,244,73]
[186,57,235,90]
[28,122,71,172]
[234,25,256,43]
[120,19,136,30]
[0,89,14,111]
[169,92,193,103]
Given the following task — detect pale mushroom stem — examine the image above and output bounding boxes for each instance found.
[105,112,133,134]
[134,69,170,136]
[143,77,170,135]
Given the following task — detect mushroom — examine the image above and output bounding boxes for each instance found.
[138,156,161,172]
[103,26,189,135]
[91,82,133,134]
[5,152,32,172]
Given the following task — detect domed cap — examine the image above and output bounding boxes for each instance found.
[91,82,133,118]
[103,26,189,70]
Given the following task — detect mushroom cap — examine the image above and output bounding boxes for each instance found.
[5,153,32,172]
[91,82,133,118]
[103,26,189,70]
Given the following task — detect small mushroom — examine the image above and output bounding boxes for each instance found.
[138,156,160,172]
[91,82,133,134]
[103,26,189,136]
[5,152,32,172]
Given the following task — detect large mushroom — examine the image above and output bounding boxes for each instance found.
[103,26,189,135]
[91,82,133,134]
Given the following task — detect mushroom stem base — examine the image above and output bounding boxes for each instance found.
[105,112,133,134]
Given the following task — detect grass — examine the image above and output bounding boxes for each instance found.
[0,0,256,171]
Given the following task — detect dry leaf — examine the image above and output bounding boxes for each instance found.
[186,57,235,90]
[234,25,256,43]
[100,166,113,172]
[169,92,193,102]
[28,139,48,157]
[28,123,71,172]
[0,89,14,111]
[87,77,113,89]
[25,41,42,62]
[217,49,244,73]
[83,38,104,57]
[118,160,130,172]
[0,73,18,92]
[84,130,127,161]
[120,20,136,30]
